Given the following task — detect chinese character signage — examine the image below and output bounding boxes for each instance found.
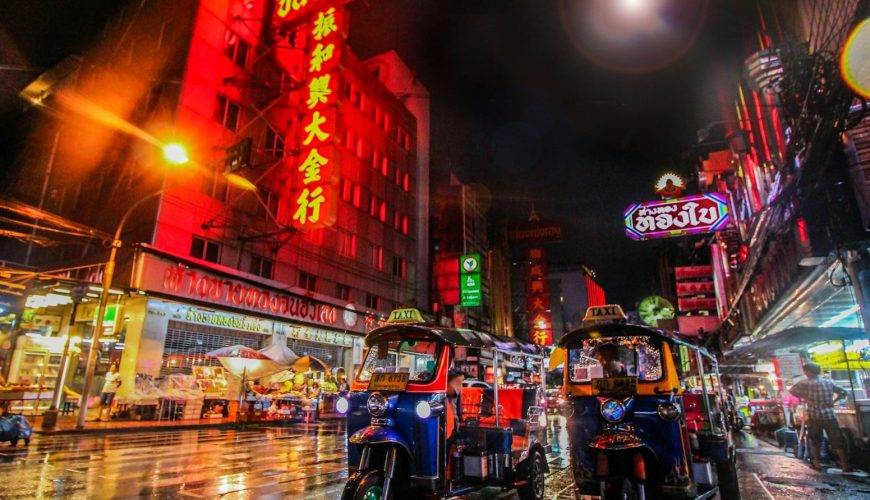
[525,247,553,346]
[460,253,482,307]
[624,193,729,240]
[278,1,347,230]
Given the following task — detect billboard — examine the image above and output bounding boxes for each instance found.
[624,193,729,240]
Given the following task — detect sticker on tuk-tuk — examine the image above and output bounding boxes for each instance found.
[592,376,638,395]
[368,372,410,391]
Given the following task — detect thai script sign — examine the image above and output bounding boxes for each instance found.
[134,252,377,334]
[508,221,563,244]
[624,193,729,240]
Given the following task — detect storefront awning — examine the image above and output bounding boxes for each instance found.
[725,326,865,360]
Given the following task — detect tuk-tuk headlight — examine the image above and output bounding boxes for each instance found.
[415,400,432,419]
[367,392,388,417]
[657,402,681,421]
[600,399,626,423]
[335,396,349,414]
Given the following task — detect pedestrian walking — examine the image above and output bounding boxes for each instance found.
[789,362,851,472]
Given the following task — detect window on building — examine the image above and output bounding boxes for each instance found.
[394,168,402,186]
[225,31,250,68]
[298,271,317,292]
[401,215,409,236]
[393,211,401,231]
[369,195,379,217]
[383,114,392,134]
[260,188,279,221]
[374,106,383,127]
[404,133,412,151]
[302,228,324,244]
[403,172,410,192]
[380,156,390,178]
[250,255,274,279]
[335,283,353,302]
[215,95,240,131]
[263,126,285,157]
[371,150,380,170]
[352,185,362,208]
[371,245,384,270]
[365,293,379,310]
[345,129,355,150]
[356,138,368,160]
[379,201,388,223]
[339,231,357,258]
[341,179,352,202]
[392,256,407,278]
[190,237,220,263]
[201,164,229,201]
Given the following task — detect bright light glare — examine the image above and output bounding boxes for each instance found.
[225,172,258,191]
[619,0,645,11]
[163,143,189,165]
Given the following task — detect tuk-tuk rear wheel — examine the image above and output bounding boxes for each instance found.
[517,448,546,500]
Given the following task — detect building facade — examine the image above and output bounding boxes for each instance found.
[1,0,429,394]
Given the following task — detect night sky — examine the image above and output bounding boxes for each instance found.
[0,0,756,308]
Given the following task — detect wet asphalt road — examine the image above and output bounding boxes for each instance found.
[0,418,868,499]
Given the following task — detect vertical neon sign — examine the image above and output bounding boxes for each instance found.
[281,2,344,229]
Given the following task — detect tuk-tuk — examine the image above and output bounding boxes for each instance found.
[339,308,550,499]
[557,305,739,499]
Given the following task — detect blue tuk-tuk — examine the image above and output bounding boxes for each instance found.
[556,305,739,499]
[339,308,549,499]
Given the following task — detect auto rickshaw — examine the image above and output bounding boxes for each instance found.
[556,305,739,499]
[339,308,549,499]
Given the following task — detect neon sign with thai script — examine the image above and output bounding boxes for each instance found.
[624,193,730,240]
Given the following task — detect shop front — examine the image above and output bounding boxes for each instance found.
[111,246,373,423]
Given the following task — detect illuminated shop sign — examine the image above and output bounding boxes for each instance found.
[624,193,729,240]
[283,2,346,229]
[134,252,378,334]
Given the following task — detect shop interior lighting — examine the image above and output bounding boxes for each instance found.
[25,293,72,308]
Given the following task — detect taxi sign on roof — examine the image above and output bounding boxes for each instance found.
[583,304,627,325]
[386,308,425,324]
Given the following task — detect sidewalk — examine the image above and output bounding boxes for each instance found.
[735,431,870,498]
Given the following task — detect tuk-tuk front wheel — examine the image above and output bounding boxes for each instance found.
[343,469,389,500]
[517,448,546,500]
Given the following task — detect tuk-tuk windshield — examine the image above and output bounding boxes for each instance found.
[568,336,663,382]
[357,339,441,383]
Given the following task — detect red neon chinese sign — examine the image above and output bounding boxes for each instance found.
[281,2,346,229]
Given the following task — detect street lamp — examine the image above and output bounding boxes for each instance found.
[162,143,189,165]
[74,153,256,429]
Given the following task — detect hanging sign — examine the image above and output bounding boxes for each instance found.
[624,193,730,240]
[460,253,482,307]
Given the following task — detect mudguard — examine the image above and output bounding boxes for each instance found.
[348,426,412,457]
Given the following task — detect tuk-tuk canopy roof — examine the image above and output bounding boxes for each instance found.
[558,322,716,361]
[366,324,542,357]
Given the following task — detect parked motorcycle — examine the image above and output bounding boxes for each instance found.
[0,414,33,446]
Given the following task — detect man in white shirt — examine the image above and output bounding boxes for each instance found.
[98,364,121,421]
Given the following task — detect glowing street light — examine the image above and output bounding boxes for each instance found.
[162,142,189,165]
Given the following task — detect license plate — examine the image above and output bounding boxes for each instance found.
[592,377,637,395]
[368,372,410,391]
